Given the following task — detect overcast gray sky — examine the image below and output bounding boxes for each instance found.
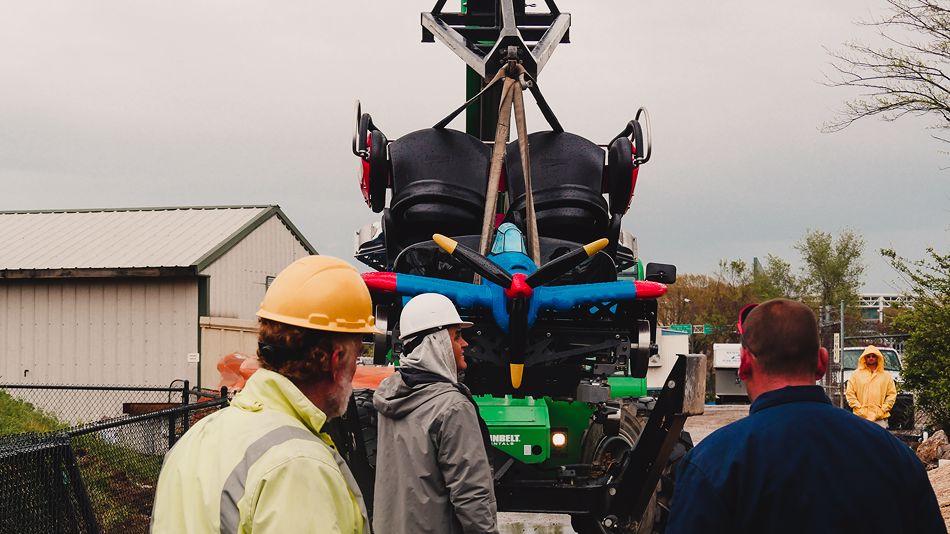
[1,1,946,292]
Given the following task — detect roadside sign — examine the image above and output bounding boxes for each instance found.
[713,343,742,368]
[187,352,200,364]
[692,325,704,334]
[704,324,715,335]
[669,324,692,334]
[833,333,840,364]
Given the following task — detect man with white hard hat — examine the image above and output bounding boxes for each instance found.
[372,293,498,534]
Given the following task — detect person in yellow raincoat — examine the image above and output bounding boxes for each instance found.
[845,345,898,428]
[151,256,378,534]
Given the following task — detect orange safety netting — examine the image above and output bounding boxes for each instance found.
[216,351,393,392]
[216,352,261,391]
[353,366,395,390]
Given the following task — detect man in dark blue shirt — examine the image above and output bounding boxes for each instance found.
[667,299,945,534]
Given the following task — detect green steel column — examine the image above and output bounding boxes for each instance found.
[462,0,503,140]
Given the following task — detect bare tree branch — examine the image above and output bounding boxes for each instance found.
[826,0,950,144]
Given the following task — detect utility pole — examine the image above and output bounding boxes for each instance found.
[822,305,833,392]
[838,300,845,408]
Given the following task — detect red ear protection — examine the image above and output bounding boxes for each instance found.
[739,358,752,381]
[738,350,753,381]
[815,347,829,381]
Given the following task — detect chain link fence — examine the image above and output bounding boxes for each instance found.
[0,432,97,534]
[0,382,198,425]
[0,383,229,534]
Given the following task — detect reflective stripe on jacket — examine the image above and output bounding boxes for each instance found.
[151,369,367,534]
[845,346,898,421]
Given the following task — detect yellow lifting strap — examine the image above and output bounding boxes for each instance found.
[511,63,541,265]
[476,62,541,281]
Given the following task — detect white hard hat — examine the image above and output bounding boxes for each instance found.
[399,293,473,340]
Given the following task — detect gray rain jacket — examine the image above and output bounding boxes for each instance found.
[372,329,498,534]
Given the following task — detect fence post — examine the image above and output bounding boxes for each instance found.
[181,380,191,435]
[62,437,102,534]
[168,380,189,450]
[167,412,176,450]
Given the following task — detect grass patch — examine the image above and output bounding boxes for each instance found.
[0,390,165,532]
[0,390,66,435]
[73,433,163,533]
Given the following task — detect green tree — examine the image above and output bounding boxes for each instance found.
[795,229,866,311]
[883,247,950,432]
[658,260,754,353]
[826,0,950,145]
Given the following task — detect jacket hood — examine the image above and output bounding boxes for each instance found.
[374,329,462,419]
[399,329,458,382]
[373,371,459,419]
[858,345,885,373]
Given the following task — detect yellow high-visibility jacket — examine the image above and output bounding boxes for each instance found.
[151,369,367,534]
[845,346,898,422]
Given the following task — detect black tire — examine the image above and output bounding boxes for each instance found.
[353,388,378,469]
[606,136,634,215]
[889,393,915,430]
[653,430,693,532]
[368,130,389,213]
[573,402,653,534]
[572,400,693,534]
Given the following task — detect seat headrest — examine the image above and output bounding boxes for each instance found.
[506,131,605,196]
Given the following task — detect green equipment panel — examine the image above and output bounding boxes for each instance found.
[474,395,602,466]
[607,376,647,398]
[473,379,645,466]
[474,395,550,464]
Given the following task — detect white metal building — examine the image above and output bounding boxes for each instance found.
[0,205,315,388]
[858,293,908,322]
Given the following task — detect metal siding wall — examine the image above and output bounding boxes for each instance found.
[201,215,312,319]
[0,278,198,385]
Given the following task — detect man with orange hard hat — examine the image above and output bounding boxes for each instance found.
[151,255,378,534]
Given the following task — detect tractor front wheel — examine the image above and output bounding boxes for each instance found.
[572,400,692,534]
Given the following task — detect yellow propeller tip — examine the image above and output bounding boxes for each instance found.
[432,234,458,254]
[510,363,524,389]
[583,238,610,257]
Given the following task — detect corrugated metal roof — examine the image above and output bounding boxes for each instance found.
[0,205,306,271]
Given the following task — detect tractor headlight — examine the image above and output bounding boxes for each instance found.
[551,430,568,448]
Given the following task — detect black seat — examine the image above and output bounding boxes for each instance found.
[505,131,609,244]
[388,128,490,248]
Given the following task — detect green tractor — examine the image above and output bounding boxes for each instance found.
[329,2,708,532]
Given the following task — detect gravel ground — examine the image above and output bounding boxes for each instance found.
[683,404,749,443]
[499,513,573,534]
[497,405,750,532]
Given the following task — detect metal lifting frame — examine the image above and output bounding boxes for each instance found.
[422,0,571,80]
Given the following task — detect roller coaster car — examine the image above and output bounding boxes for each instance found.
[353,105,676,401]
[336,6,709,531]
[355,107,650,267]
